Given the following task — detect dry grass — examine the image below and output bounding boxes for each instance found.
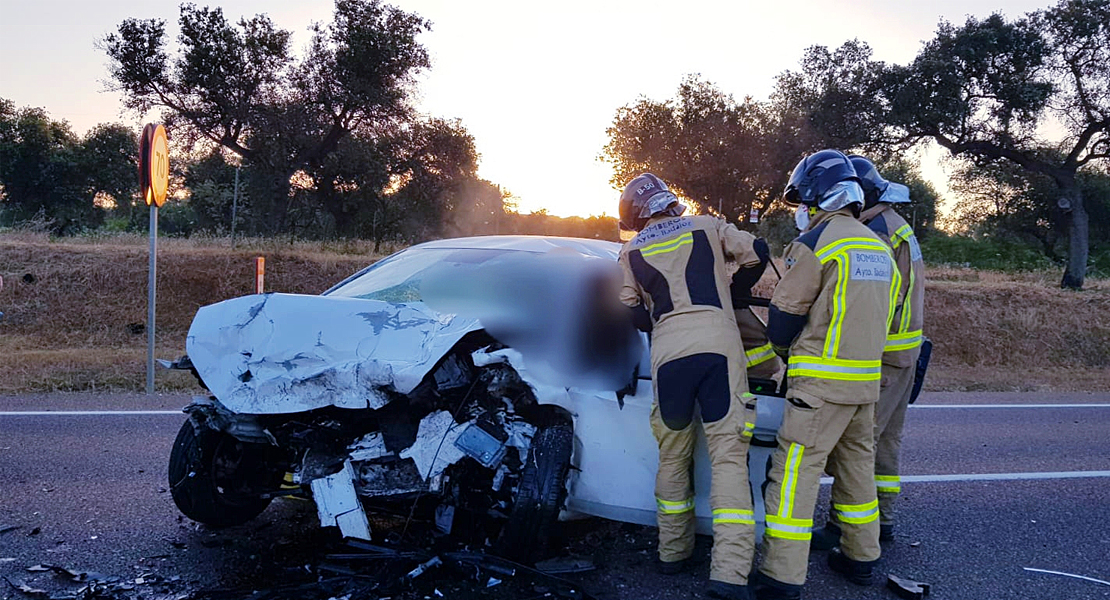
[1,237,1108,393]
[1,234,383,392]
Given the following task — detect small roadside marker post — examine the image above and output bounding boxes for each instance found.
[140,124,170,396]
[255,257,265,294]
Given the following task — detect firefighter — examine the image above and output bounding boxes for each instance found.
[811,156,925,549]
[618,173,768,600]
[751,150,898,600]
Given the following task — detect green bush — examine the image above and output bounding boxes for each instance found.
[921,233,1058,272]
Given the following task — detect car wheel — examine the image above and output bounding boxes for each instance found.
[497,423,573,564]
[168,420,275,527]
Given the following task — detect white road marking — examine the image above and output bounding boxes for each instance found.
[820,470,1110,485]
[1023,568,1110,587]
[912,403,1110,409]
[0,411,182,416]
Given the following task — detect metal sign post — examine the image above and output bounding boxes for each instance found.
[140,124,170,395]
[147,204,158,394]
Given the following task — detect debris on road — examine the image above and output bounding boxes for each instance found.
[887,574,931,599]
[189,538,597,600]
[0,525,19,535]
[535,557,597,574]
[3,576,49,598]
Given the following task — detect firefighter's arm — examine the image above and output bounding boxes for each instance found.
[767,242,821,356]
[716,218,767,268]
[618,250,652,333]
[717,218,770,306]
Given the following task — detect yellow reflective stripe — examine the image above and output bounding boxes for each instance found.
[834,499,879,524]
[778,443,805,519]
[885,329,923,351]
[899,265,915,333]
[823,252,849,357]
[876,475,902,493]
[745,343,776,367]
[640,232,692,257]
[789,355,882,367]
[713,508,756,525]
[656,496,694,514]
[886,259,902,335]
[741,421,755,438]
[765,515,813,540]
[891,225,913,248]
[815,238,890,262]
[787,355,882,381]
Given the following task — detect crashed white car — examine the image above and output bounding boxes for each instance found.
[168,235,785,563]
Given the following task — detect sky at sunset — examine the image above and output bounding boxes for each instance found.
[0,0,1051,218]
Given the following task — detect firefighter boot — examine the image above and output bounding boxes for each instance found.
[827,548,877,586]
[707,580,751,600]
[880,523,894,542]
[809,522,841,552]
[751,571,802,600]
[656,556,694,575]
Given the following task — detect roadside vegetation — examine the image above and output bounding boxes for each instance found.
[1,0,1108,392]
[1,232,1106,394]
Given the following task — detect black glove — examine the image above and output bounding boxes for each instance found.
[629,303,653,333]
[730,238,770,308]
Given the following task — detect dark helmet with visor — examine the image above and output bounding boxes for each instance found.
[848,154,911,208]
[783,149,863,207]
[848,155,889,209]
[619,173,683,232]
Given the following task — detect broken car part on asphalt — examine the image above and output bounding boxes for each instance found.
[887,573,932,600]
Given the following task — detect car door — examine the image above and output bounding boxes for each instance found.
[563,331,785,539]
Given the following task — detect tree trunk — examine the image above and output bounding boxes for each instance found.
[1060,185,1088,290]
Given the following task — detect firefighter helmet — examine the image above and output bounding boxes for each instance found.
[848,155,911,207]
[619,173,683,232]
[783,149,865,215]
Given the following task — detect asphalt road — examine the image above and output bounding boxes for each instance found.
[1,391,1109,600]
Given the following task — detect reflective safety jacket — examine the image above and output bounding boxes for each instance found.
[860,204,925,368]
[619,215,763,368]
[768,209,898,406]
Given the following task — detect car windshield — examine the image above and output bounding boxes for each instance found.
[324,247,520,303]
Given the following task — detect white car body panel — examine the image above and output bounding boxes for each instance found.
[183,235,786,537]
[186,293,481,414]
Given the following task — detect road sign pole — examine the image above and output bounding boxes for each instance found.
[146,203,158,395]
[231,165,240,247]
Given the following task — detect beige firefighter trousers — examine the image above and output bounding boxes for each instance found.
[760,397,880,586]
[873,350,920,524]
[826,350,921,527]
[650,352,757,585]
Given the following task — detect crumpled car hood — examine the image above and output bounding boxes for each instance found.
[186,293,481,414]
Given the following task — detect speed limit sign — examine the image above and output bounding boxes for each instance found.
[140,124,169,207]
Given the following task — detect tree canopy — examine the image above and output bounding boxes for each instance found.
[879,0,1110,287]
[0,100,137,233]
[101,0,485,242]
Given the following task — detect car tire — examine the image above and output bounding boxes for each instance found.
[168,421,274,528]
[497,423,573,565]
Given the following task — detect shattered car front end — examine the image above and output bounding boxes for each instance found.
[168,238,626,563]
